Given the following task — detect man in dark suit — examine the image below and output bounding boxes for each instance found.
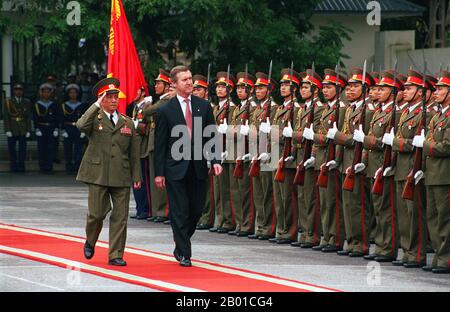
[154,66,223,267]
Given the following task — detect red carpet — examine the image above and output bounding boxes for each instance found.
[0,223,339,292]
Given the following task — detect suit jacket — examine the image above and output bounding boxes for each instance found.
[3,97,32,136]
[154,95,220,181]
[76,104,141,187]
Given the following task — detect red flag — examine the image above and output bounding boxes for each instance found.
[107,0,148,114]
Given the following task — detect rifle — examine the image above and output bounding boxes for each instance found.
[233,64,250,179]
[343,60,368,192]
[317,64,341,188]
[207,63,215,176]
[372,63,398,195]
[401,64,427,200]
[274,61,295,183]
[294,65,316,185]
[249,60,273,178]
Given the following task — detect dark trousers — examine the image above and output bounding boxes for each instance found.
[166,162,206,259]
[7,136,27,171]
[37,127,56,171]
[132,158,151,217]
[63,127,84,172]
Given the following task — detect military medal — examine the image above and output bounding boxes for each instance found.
[98,124,103,131]
[120,125,132,136]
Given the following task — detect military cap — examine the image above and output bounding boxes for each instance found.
[436,70,450,87]
[322,68,347,88]
[92,77,121,97]
[39,83,54,91]
[255,72,278,91]
[193,74,208,89]
[302,69,323,89]
[155,69,171,84]
[236,72,256,87]
[426,75,438,91]
[370,72,381,85]
[397,73,407,90]
[13,83,25,89]
[279,68,301,86]
[377,70,403,90]
[65,83,80,93]
[215,71,236,88]
[348,67,374,86]
[404,70,426,87]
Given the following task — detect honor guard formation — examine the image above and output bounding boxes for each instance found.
[3,65,450,274]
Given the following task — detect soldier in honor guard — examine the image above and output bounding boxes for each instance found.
[3,83,32,172]
[209,71,237,234]
[288,69,325,248]
[61,84,88,173]
[146,69,172,223]
[418,70,450,274]
[425,75,439,122]
[382,70,428,268]
[192,75,216,230]
[33,83,60,173]
[127,87,153,220]
[228,71,256,237]
[269,68,301,245]
[247,72,278,240]
[77,77,141,266]
[330,68,375,257]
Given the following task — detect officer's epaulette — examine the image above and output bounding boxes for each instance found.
[294,102,301,108]
[120,113,132,120]
[270,100,277,106]
[315,101,324,107]
[229,101,236,107]
[250,100,258,107]
[339,101,346,108]
[367,103,375,111]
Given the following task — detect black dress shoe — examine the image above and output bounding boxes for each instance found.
[83,241,94,259]
[374,255,395,262]
[403,261,425,268]
[300,242,314,249]
[248,234,259,239]
[363,253,378,260]
[237,231,252,237]
[108,258,127,266]
[349,252,365,257]
[179,257,192,267]
[173,249,182,262]
[337,250,350,256]
[290,241,302,247]
[276,239,292,244]
[392,260,404,266]
[130,214,138,219]
[228,230,239,236]
[196,224,212,230]
[422,265,434,272]
[137,214,149,220]
[163,220,171,225]
[312,245,326,251]
[147,216,156,222]
[268,238,278,243]
[217,228,232,234]
[258,235,273,240]
[322,245,341,253]
[432,267,450,274]
[154,217,168,223]
[209,227,219,232]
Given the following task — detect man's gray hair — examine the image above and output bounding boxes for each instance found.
[170,65,190,83]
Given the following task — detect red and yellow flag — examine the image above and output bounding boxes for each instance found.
[107,0,148,113]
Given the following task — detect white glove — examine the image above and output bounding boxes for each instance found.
[94,92,106,108]
[218,118,228,134]
[240,120,250,136]
[25,132,31,138]
[35,129,42,137]
[353,124,365,143]
[242,153,251,161]
[258,152,270,162]
[354,163,366,173]
[326,160,338,170]
[374,167,383,178]
[62,130,69,138]
[6,131,12,138]
[304,156,315,169]
[382,128,394,146]
[326,122,338,140]
[284,155,294,162]
[302,124,314,141]
[80,133,86,139]
[259,117,271,134]
[53,129,59,137]
[221,151,229,160]
[383,166,393,177]
[414,170,424,185]
[282,121,293,138]
[144,96,153,104]
[412,129,425,148]
[133,120,139,129]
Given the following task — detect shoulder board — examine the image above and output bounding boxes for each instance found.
[294,102,301,108]
[338,101,346,108]
[270,101,277,106]
[368,103,375,111]
[315,101,323,107]
[229,102,236,107]
[250,101,257,107]
[120,113,131,120]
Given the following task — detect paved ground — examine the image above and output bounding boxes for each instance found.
[0,172,449,292]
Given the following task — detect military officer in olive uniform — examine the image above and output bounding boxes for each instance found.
[419,70,450,274]
[3,83,32,172]
[77,77,141,266]
[209,71,237,234]
[146,69,173,223]
[33,83,60,172]
[269,68,301,244]
[247,72,278,240]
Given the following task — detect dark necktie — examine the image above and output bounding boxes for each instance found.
[110,114,115,127]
